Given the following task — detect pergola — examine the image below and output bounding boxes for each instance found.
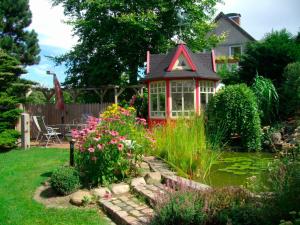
[26,84,145,104]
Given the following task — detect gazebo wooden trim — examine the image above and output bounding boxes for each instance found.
[28,84,145,104]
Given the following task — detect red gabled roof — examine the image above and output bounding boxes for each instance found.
[166,44,197,72]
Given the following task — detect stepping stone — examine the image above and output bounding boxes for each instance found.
[111,183,130,195]
[99,194,153,225]
[132,183,170,206]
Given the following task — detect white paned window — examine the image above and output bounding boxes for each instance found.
[171,80,195,117]
[200,80,215,109]
[150,81,166,118]
[229,45,242,57]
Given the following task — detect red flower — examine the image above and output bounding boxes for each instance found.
[117,143,124,151]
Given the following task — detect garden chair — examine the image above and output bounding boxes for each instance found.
[33,116,61,147]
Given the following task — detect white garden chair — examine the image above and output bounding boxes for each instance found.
[33,116,61,147]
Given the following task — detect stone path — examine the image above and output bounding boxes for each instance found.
[99,194,154,225]
[132,183,171,206]
[96,157,210,225]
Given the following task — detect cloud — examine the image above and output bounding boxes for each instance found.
[22,45,68,87]
[29,0,78,49]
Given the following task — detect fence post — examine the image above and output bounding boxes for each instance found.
[21,113,30,149]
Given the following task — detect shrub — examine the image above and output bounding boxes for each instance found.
[150,187,266,225]
[0,129,20,150]
[73,105,153,186]
[281,62,300,117]
[251,75,279,124]
[50,166,80,195]
[207,84,262,151]
[129,93,148,119]
[150,191,206,225]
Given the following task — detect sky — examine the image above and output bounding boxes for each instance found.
[23,0,300,87]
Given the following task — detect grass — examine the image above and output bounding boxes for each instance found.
[152,115,222,180]
[0,147,109,225]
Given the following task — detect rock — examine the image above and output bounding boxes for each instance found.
[130,177,146,187]
[91,187,111,199]
[271,132,282,145]
[140,162,150,170]
[144,172,161,185]
[138,162,151,176]
[111,183,130,195]
[70,190,92,206]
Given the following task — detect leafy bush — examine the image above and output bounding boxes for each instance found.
[263,158,300,224]
[50,166,80,196]
[251,75,279,124]
[129,93,148,119]
[238,29,300,87]
[0,129,20,150]
[72,104,153,186]
[150,191,206,225]
[281,62,300,117]
[207,84,262,151]
[217,63,240,85]
[150,187,266,225]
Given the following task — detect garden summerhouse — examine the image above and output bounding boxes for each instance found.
[145,43,221,126]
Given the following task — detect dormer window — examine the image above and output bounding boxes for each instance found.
[172,54,191,71]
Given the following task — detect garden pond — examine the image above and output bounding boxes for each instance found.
[199,152,274,187]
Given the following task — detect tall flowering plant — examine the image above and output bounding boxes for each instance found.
[72,104,155,187]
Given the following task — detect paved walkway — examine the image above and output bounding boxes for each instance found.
[99,194,154,225]
[97,157,211,225]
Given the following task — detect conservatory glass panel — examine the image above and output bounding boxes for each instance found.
[199,80,215,109]
[171,80,195,117]
[150,81,166,117]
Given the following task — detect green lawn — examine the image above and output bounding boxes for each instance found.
[0,147,108,225]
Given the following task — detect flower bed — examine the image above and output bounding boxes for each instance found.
[71,104,154,187]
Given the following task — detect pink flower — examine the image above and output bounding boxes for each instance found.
[97,144,104,150]
[110,139,118,144]
[88,147,95,153]
[110,131,119,136]
[118,136,126,141]
[93,137,100,142]
[117,143,124,151]
[91,156,97,161]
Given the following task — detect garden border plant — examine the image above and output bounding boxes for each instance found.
[71,104,154,187]
[207,84,262,151]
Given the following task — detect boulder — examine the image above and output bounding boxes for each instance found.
[271,132,282,145]
[91,187,111,199]
[70,190,92,206]
[130,177,146,187]
[111,183,130,195]
[144,172,161,185]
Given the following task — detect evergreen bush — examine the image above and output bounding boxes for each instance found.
[281,62,300,117]
[50,166,80,196]
[207,84,262,151]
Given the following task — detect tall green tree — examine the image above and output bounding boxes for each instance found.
[238,29,300,87]
[0,50,25,150]
[52,0,222,87]
[0,0,40,65]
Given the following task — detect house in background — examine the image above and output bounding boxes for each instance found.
[211,12,256,69]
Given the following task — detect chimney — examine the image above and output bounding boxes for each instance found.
[226,13,241,26]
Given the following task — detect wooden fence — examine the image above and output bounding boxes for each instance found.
[24,103,112,138]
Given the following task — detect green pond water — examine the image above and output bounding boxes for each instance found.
[198,152,274,187]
